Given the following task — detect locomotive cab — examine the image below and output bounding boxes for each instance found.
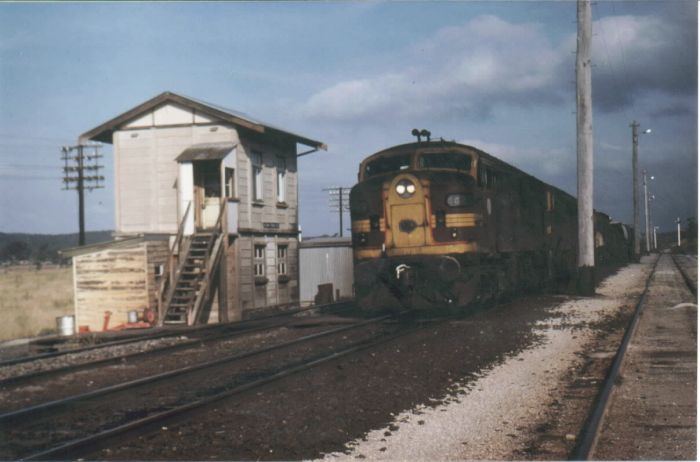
[350,141,486,310]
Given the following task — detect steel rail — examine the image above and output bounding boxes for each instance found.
[21,321,418,461]
[0,311,393,427]
[0,300,353,368]
[569,255,661,460]
[0,312,326,388]
[671,254,697,297]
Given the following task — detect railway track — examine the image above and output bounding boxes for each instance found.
[0,301,352,367]
[671,253,697,296]
[566,251,699,460]
[569,254,661,460]
[0,301,354,386]
[1,310,419,461]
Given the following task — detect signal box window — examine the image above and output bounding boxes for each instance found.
[254,245,266,277]
[419,153,471,171]
[252,151,263,201]
[225,167,236,199]
[276,156,286,203]
[277,245,288,275]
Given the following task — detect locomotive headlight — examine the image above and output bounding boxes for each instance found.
[395,179,415,198]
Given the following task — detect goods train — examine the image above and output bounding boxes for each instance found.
[349,133,633,312]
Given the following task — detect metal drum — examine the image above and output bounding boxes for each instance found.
[56,315,75,336]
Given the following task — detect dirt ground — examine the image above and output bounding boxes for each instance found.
[0,265,73,341]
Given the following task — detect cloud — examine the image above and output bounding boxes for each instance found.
[301,15,569,123]
[591,13,697,111]
[301,11,696,123]
[649,104,696,120]
[459,138,573,177]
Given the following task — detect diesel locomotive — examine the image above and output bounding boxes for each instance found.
[349,134,632,312]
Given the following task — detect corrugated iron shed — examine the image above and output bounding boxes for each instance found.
[299,237,353,304]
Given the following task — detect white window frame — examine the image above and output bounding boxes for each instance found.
[254,244,266,277]
[252,151,263,202]
[276,156,286,203]
[225,167,236,199]
[277,244,288,275]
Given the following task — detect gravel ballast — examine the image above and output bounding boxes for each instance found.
[324,260,652,460]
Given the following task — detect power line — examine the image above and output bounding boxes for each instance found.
[0,175,57,180]
[0,133,76,142]
[0,164,67,170]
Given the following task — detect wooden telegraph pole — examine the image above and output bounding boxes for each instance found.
[631,121,641,260]
[324,187,351,237]
[576,0,595,294]
[62,144,104,246]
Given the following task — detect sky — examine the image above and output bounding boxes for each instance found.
[0,1,696,237]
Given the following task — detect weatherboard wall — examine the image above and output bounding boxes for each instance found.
[111,102,239,236]
[73,245,149,332]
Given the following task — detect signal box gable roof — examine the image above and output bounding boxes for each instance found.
[79,91,326,150]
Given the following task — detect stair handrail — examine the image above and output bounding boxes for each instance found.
[158,200,192,324]
[188,199,228,324]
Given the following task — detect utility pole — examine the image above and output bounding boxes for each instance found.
[677,217,682,247]
[643,170,650,253]
[324,187,351,237]
[339,187,343,237]
[62,144,104,246]
[648,194,654,251]
[631,121,641,260]
[576,0,595,294]
[653,226,658,250]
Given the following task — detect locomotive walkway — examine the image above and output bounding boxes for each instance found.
[592,253,697,460]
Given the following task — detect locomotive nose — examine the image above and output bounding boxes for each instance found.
[387,174,427,248]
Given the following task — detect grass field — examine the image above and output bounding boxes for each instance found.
[0,265,74,341]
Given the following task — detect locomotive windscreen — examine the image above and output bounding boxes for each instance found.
[364,154,412,178]
[418,152,472,171]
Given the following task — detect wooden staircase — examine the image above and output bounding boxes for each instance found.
[158,201,227,326]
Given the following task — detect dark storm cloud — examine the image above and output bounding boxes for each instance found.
[303,8,697,123]
[591,9,698,113]
[649,104,696,120]
[301,15,570,123]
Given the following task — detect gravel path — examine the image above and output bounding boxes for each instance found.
[324,260,652,460]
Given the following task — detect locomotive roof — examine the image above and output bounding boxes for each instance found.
[360,140,577,205]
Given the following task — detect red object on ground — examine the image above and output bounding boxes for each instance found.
[78,325,91,333]
[102,311,112,332]
[143,307,156,325]
[108,321,153,331]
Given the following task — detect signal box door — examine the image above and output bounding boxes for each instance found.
[193,160,222,230]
